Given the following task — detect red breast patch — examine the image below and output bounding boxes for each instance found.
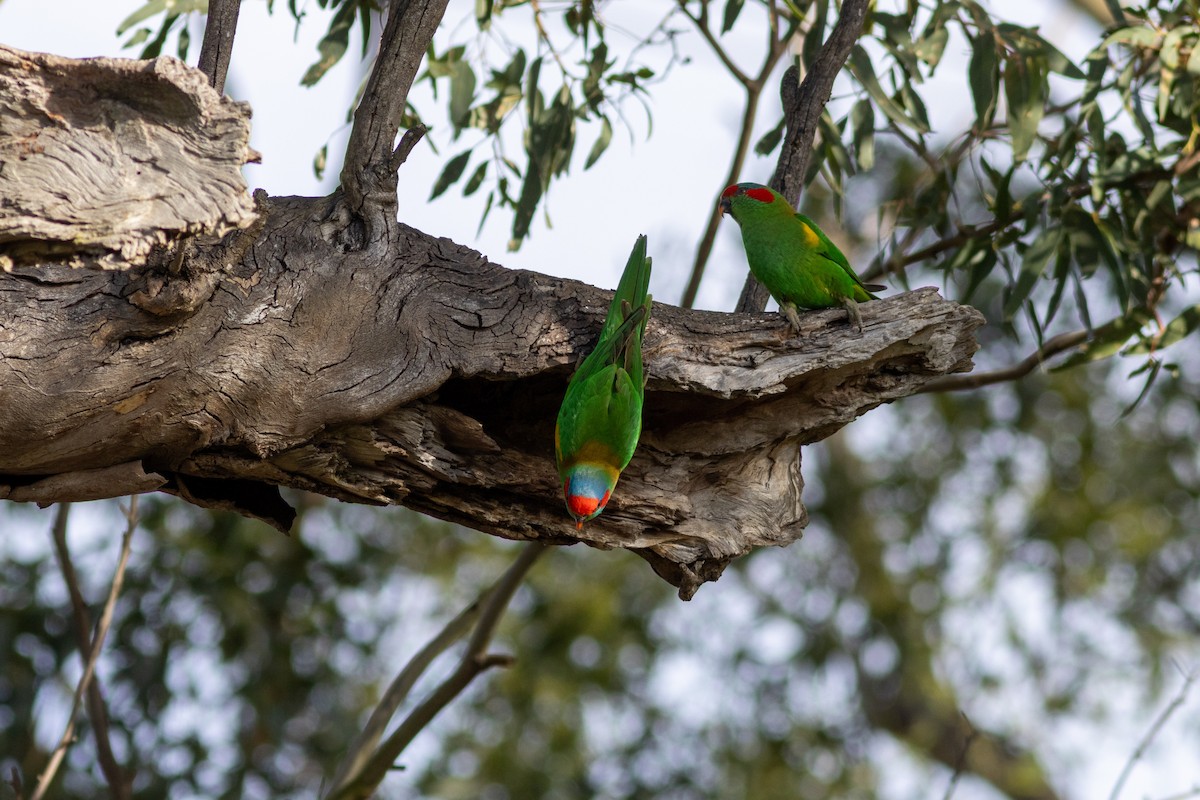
[746,187,776,204]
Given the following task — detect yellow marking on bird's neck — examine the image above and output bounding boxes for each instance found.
[564,441,621,474]
[799,221,821,248]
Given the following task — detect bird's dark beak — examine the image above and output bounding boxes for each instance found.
[718,198,731,217]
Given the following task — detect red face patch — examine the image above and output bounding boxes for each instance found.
[721,185,738,199]
[746,187,776,204]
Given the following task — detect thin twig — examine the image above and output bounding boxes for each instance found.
[861,213,1020,283]
[940,713,977,800]
[8,767,24,800]
[325,543,547,800]
[675,1,752,86]
[49,505,130,800]
[678,7,798,308]
[31,498,139,800]
[737,0,871,313]
[1108,667,1198,800]
[387,124,429,173]
[326,583,488,793]
[918,330,1090,393]
[197,0,243,95]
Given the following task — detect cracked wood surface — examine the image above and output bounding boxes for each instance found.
[0,45,985,596]
[1,192,983,597]
[0,44,257,270]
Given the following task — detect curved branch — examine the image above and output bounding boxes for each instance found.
[197,0,242,94]
[50,505,130,800]
[30,499,138,800]
[327,543,546,800]
[341,0,450,218]
[918,330,1089,393]
[675,1,752,87]
[737,0,871,313]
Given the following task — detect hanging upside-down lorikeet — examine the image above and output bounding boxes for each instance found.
[555,235,652,529]
[719,182,885,333]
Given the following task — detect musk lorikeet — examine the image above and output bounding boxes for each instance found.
[555,235,652,529]
[718,182,885,333]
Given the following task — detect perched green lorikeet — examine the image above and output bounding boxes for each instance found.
[555,235,652,529]
[719,182,885,333]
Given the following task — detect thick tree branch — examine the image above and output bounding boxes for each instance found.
[0,45,257,271]
[0,188,982,596]
[0,47,985,597]
[197,0,242,94]
[340,0,450,221]
[737,0,871,313]
[30,499,138,800]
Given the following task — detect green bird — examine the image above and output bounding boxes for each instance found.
[719,182,884,333]
[555,235,652,529]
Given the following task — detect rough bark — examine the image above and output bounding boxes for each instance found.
[0,45,985,597]
[0,44,257,271]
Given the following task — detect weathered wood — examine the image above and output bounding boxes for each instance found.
[0,45,984,597]
[0,45,257,271]
[0,189,982,596]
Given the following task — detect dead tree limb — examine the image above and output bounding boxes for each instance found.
[0,45,984,598]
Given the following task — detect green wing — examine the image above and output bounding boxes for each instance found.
[556,235,653,472]
[794,212,883,298]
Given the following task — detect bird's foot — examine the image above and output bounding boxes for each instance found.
[841,298,865,334]
[781,303,803,333]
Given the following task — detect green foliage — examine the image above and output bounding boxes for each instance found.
[788,0,1200,379]
[118,0,207,59]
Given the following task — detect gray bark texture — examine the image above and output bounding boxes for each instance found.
[0,45,984,598]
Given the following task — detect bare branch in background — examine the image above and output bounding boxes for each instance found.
[197,0,242,94]
[50,504,131,800]
[31,499,139,800]
[918,330,1090,393]
[325,543,547,800]
[1108,667,1198,800]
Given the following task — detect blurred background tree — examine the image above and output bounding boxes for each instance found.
[2,0,1200,798]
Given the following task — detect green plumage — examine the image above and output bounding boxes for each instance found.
[554,235,652,527]
[719,183,883,332]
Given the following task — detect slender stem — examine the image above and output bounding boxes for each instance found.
[679,85,765,309]
[388,124,429,173]
[918,330,1090,393]
[678,5,797,308]
[1108,669,1197,800]
[325,543,547,800]
[197,0,242,95]
[325,588,487,793]
[50,505,129,800]
[31,499,139,800]
[675,1,752,86]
